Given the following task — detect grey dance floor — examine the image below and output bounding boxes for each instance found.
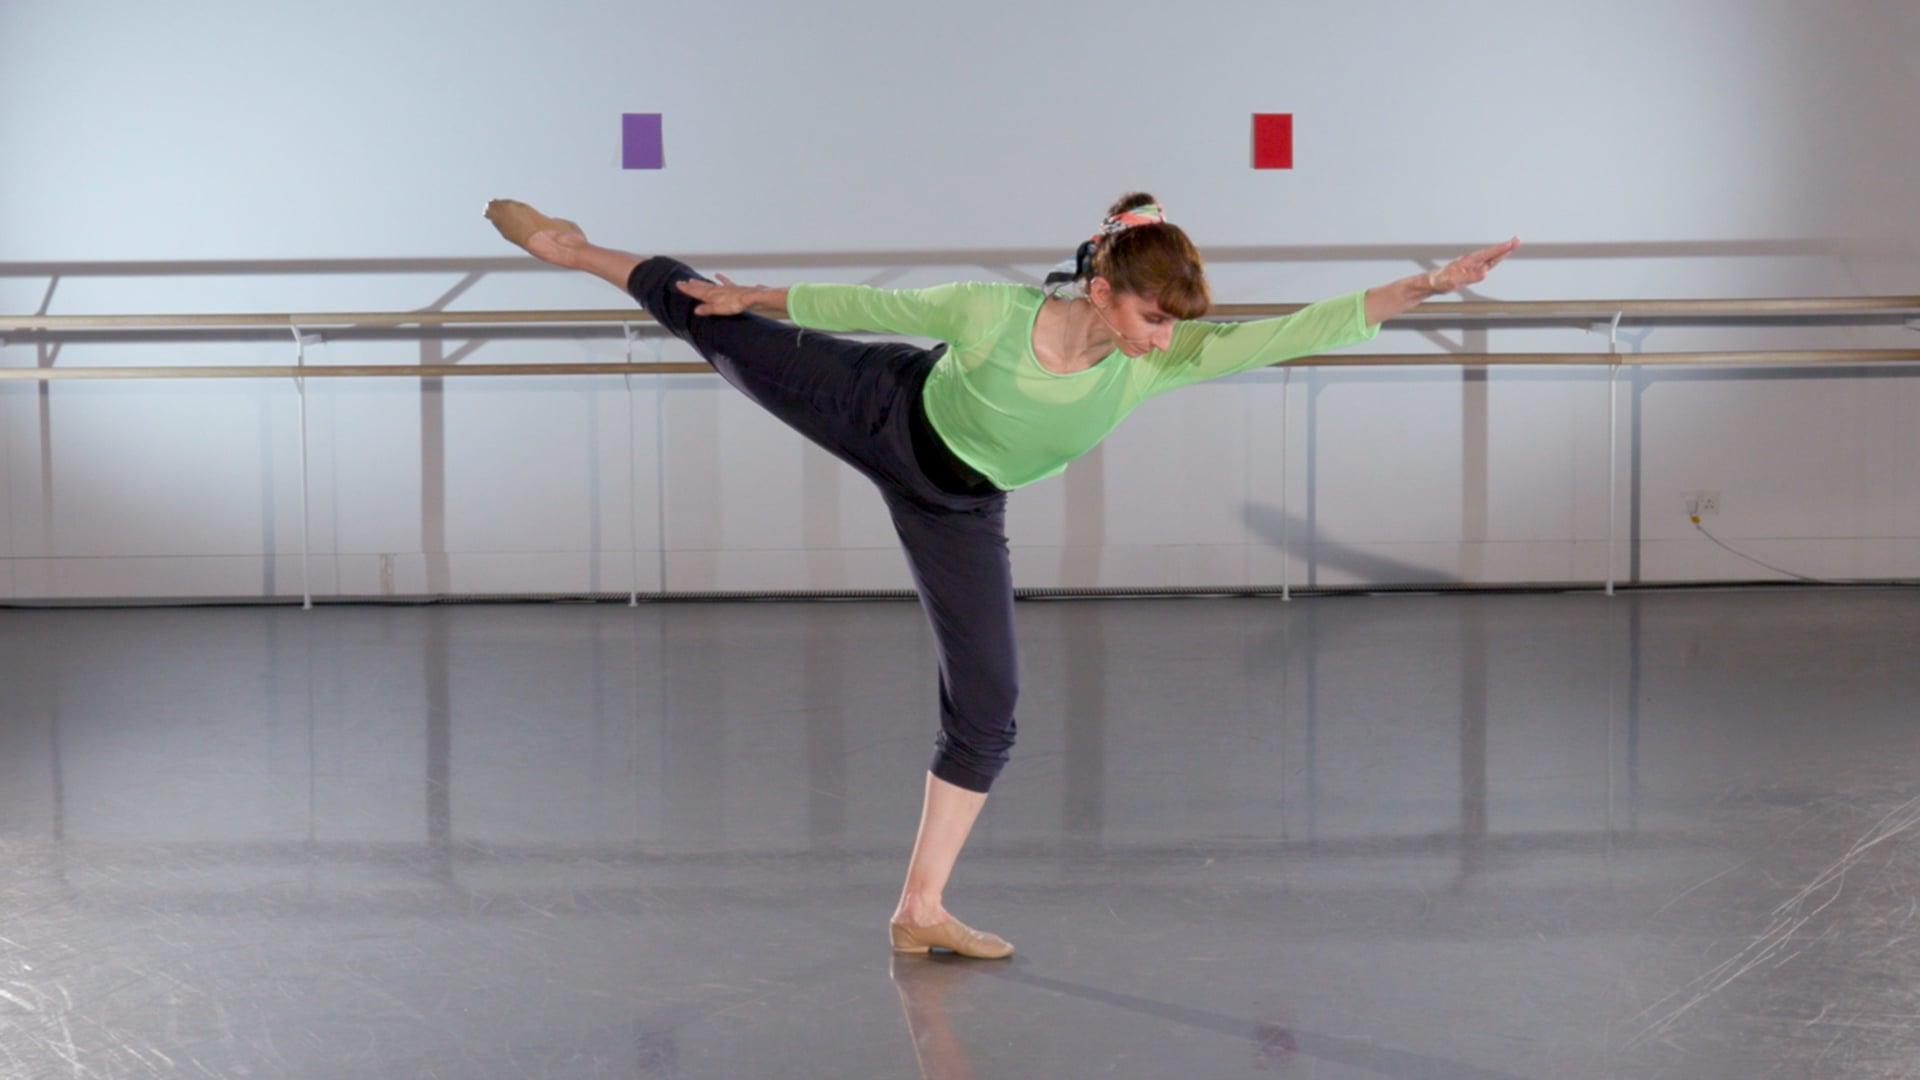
[2,589,1918,1079]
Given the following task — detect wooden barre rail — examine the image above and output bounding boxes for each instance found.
[4,239,1918,282]
[4,296,1917,380]
[4,351,1920,382]
[3,296,1920,332]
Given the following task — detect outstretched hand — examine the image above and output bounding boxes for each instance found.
[1427,237,1521,294]
[675,275,761,317]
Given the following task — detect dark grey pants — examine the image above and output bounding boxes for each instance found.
[628,257,1017,794]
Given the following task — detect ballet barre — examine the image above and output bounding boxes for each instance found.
[3,349,1920,382]
[3,294,1919,334]
[3,296,1918,607]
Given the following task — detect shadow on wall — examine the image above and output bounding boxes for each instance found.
[1242,503,1464,588]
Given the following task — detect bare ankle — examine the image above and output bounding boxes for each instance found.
[527,232,584,268]
[892,896,947,926]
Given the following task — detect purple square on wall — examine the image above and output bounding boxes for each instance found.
[622,113,664,169]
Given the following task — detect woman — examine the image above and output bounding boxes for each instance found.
[484,195,1517,958]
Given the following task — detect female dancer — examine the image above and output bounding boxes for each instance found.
[485,195,1517,957]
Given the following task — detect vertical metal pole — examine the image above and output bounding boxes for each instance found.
[1605,593,1619,851]
[624,324,641,607]
[1242,366,1254,591]
[1607,365,1619,597]
[1606,313,1622,598]
[292,326,314,610]
[1281,366,1292,603]
[654,341,669,599]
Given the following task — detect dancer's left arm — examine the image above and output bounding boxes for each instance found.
[1137,238,1520,396]
[1363,238,1520,325]
[679,276,1007,352]
[677,276,790,318]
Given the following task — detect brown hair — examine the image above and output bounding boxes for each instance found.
[1086,192,1211,319]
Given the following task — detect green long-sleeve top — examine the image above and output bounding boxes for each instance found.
[787,281,1378,490]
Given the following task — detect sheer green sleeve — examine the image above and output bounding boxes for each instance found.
[786,281,1013,348]
[1133,291,1378,397]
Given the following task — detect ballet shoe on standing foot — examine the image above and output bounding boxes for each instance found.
[889,917,1014,959]
[482,198,585,252]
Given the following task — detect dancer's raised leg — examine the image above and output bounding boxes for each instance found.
[484,199,641,289]
[488,199,930,484]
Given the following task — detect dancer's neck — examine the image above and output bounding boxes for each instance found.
[1034,297,1119,374]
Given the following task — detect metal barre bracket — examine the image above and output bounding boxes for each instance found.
[1588,313,1627,353]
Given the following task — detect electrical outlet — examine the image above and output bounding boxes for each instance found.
[1684,491,1721,518]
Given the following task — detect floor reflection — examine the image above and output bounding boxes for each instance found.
[891,953,996,1080]
[2,590,1918,1077]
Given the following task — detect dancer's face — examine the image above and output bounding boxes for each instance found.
[1099,289,1177,356]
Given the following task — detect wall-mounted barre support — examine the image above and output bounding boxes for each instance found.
[1606,312,1624,598]
[291,327,324,611]
[1280,367,1292,603]
[623,323,642,607]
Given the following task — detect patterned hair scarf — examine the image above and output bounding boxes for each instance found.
[1045,204,1169,294]
[1098,204,1166,236]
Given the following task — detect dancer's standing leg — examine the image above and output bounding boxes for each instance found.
[882,491,1017,958]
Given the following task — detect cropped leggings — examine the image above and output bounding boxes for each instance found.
[627,257,1017,794]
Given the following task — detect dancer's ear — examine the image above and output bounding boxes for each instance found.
[1086,276,1113,308]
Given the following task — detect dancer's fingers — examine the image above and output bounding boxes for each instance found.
[1479,237,1521,266]
[675,277,753,316]
[1436,238,1520,290]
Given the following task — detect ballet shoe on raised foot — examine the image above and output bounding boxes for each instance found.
[482,198,584,252]
[889,917,1014,959]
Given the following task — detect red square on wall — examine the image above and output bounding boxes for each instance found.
[1253,113,1293,169]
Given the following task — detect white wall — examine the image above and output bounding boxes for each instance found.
[2,0,1917,600]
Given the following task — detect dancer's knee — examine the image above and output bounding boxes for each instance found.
[625,255,704,333]
[930,733,1011,794]
[930,672,1019,794]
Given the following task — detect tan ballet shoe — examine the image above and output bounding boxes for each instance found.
[482,198,584,251]
[889,917,1014,959]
